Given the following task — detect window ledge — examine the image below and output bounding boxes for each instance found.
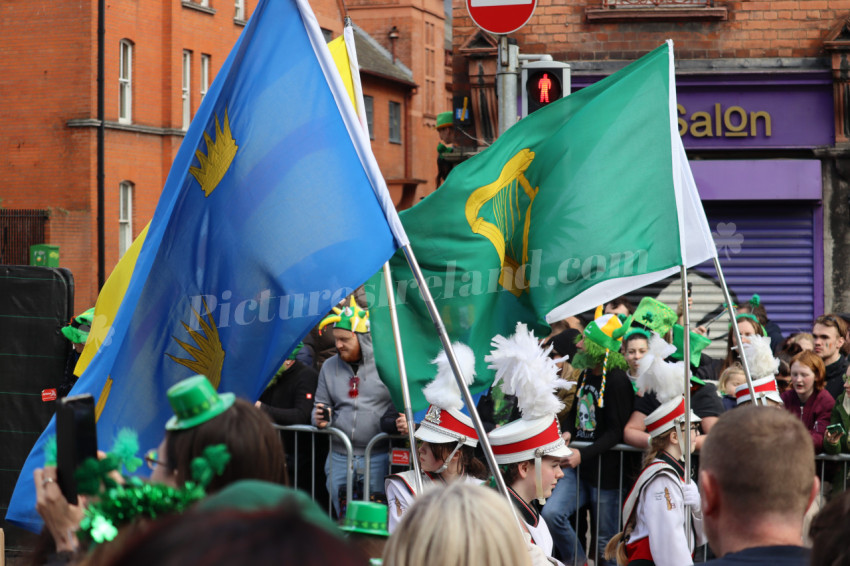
[234,18,246,26]
[585,6,727,22]
[67,119,187,137]
[182,1,216,15]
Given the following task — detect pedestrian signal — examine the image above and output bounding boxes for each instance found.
[521,61,570,117]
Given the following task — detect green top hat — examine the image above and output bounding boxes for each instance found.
[632,297,677,336]
[670,324,711,374]
[62,307,95,344]
[339,501,389,537]
[165,375,235,431]
[436,111,453,130]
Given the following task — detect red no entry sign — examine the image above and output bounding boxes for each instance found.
[467,0,537,35]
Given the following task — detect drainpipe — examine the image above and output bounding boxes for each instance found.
[97,0,106,289]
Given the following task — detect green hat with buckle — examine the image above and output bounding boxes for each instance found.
[436,111,453,130]
[62,307,95,344]
[339,501,389,537]
[670,325,710,382]
[165,375,235,431]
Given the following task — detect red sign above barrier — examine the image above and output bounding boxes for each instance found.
[391,448,411,466]
[466,0,537,35]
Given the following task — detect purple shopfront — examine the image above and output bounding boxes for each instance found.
[675,71,834,336]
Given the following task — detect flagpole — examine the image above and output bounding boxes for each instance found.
[399,244,523,528]
[381,262,424,492]
[679,266,692,480]
[713,257,757,400]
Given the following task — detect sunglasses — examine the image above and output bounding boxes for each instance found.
[144,449,166,470]
[349,376,360,398]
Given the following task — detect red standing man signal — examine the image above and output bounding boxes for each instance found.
[538,73,551,104]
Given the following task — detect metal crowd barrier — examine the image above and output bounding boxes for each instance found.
[272,424,354,516]
[274,425,850,562]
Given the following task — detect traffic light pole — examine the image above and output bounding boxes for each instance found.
[496,36,519,136]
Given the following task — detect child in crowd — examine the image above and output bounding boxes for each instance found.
[781,350,834,453]
[606,343,705,566]
[718,364,746,411]
[487,322,573,560]
[384,343,486,532]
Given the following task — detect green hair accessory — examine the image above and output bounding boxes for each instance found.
[748,294,760,307]
[74,436,231,546]
[190,444,231,488]
[730,313,767,336]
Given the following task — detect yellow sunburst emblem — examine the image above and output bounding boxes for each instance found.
[189,109,238,197]
[464,149,538,297]
[167,298,226,389]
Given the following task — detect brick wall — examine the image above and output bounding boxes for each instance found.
[453,0,847,62]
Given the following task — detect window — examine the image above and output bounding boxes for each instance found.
[182,50,192,130]
[200,54,210,99]
[119,182,133,257]
[235,0,245,20]
[197,0,210,6]
[119,40,133,123]
[364,95,374,140]
[389,101,401,144]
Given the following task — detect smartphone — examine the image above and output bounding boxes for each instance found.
[827,423,845,436]
[320,406,331,421]
[56,394,98,504]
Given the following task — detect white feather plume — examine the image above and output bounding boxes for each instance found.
[635,333,684,404]
[484,322,570,420]
[423,342,476,411]
[741,334,780,380]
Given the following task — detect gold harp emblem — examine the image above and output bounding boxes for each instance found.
[464,149,538,297]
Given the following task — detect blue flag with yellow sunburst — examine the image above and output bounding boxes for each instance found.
[7,0,407,531]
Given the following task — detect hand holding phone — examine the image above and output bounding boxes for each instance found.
[56,394,98,504]
[826,423,845,444]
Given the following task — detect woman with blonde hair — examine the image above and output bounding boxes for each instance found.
[383,483,532,566]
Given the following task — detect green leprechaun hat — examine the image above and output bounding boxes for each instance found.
[436,111,453,130]
[339,501,390,537]
[165,375,235,431]
[318,296,370,335]
[583,307,633,353]
[632,297,677,337]
[61,307,95,344]
[670,324,711,376]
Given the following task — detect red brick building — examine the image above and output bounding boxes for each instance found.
[450,0,850,332]
[0,0,447,309]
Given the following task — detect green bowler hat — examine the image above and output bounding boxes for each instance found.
[670,324,711,378]
[339,501,389,537]
[165,375,236,431]
[436,111,453,130]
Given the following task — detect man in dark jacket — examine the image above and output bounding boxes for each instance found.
[701,406,817,565]
[813,314,848,399]
[257,343,322,497]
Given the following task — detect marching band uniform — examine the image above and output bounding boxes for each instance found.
[384,343,483,533]
[621,399,705,566]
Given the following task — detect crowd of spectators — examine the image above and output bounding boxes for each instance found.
[26,292,850,565]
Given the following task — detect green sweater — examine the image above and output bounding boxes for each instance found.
[824,393,850,455]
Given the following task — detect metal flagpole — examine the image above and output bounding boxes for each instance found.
[399,244,523,528]
[680,266,692,478]
[713,257,757,400]
[381,262,424,492]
